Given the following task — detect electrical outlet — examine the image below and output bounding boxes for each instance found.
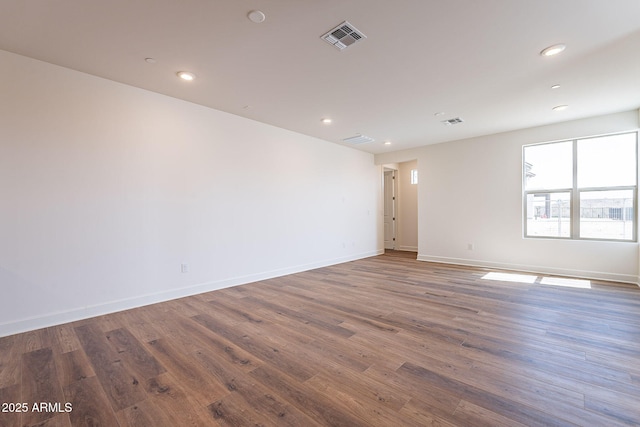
[467,243,474,251]
[181,263,189,273]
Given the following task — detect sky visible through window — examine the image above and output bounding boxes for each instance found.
[525,133,636,195]
[577,134,636,190]
[525,141,572,190]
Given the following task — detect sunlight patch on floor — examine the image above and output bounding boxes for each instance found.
[540,277,592,289]
[481,272,537,284]
[481,272,592,289]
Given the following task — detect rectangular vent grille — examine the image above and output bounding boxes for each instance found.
[321,21,367,50]
[342,134,375,144]
[441,117,464,125]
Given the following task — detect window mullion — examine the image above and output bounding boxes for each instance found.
[572,139,579,239]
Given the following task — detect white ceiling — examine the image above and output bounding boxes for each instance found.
[1,1,639,154]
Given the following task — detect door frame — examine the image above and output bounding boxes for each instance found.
[383,168,398,250]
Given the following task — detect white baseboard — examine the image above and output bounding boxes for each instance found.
[417,254,639,285]
[0,249,383,338]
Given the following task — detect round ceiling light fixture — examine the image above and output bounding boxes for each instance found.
[551,84,561,89]
[540,44,566,57]
[321,118,332,124]
[248,10,266,23]
[552,104,569,111]
[177,71,196,81]
[384,141,392,146]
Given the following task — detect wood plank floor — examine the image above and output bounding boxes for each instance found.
[2,250,640,426]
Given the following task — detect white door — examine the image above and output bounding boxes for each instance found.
[384,170,396,249]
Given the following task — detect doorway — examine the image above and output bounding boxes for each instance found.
[383,161,418,254]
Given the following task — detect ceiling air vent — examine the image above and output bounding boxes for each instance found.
[342,134,375,144]
[321,21,367,50]
[441,117,464,125]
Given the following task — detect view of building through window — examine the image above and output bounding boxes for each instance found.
[523,132,637,241]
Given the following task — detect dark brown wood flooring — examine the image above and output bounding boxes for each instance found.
[1,251,640,426]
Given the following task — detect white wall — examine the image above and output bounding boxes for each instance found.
[376,110,640,284]
[0,50,381,337]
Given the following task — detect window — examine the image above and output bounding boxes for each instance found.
[523,132,637,241]
[410,169,418,185]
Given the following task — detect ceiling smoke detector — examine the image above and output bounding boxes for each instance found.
[441,117,464,125]
[321,21,367,50]
[342,134,375,144]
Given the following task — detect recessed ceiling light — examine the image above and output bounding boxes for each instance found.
[434,112,446,117]
[552,104,569,111]
[144,57,157,64]
[551,84,561,89]
[321,118,332,124]
[247,10,266,23]
[384,141,392,145]
[540,44,566,57]
[177,71,196,81]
